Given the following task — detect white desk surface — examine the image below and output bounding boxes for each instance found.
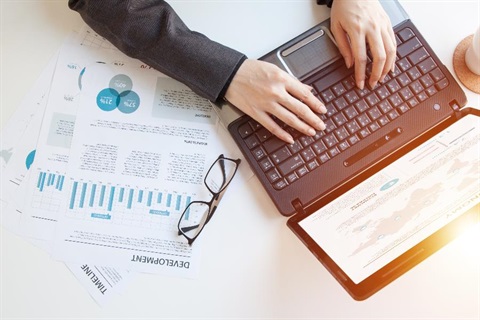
[1,1,479,319]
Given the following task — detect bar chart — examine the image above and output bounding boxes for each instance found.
[31,170,66,211]
[65,178,195,231]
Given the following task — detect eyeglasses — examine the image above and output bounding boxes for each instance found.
[178,154,241,245]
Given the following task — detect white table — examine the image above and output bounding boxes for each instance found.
[1,1,479,318]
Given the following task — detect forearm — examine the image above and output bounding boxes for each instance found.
[68,0,246,101]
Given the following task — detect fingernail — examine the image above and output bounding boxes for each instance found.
[286,135,294,144]
[319,104,327,114]
[308,128,316,136]
[358,80,364,90]
[318,121,326,131]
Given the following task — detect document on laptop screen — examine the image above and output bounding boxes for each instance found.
[298,114,480,284]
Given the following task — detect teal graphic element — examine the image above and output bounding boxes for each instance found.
[78,67,86,90]
[118,91,140,114]
[380,178,399,191]
[109,74,132,94]
[96,74,140,113]
[25,150,36,170]
[97,88,120,111]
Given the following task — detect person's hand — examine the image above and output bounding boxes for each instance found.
[224,59,327,144]
[330,0,396,89]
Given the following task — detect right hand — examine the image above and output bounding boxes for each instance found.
[224,59,327,144]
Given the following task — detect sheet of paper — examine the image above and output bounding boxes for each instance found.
[51,61,220,276]
[299,114,480,284]
[19,42,147,242]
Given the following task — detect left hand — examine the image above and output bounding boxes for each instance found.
[330,0,397,89]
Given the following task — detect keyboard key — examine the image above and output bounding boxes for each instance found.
[320,89,335,103]
[318,153,330,164]
[296,166,309,177]
[355,99,369,113]
[334,127,349,141]
[344,106,359,120]
[345,90,360,104]
[299,135,315,147]
[397,58,412,72]
[399,87,414,100]
[263,137,285,154]
[278,154,305,176]
[273,179,288,190]
[238,122,254,138]
[376,86,390,100]
[306,160,319,171]
[256,127,271,142]
[430,68,445,82]
[397,37,422,58]
[378,115,390,126]
[397,73,412,87]
[418,57,437,74]
[328,147,340,158]
[301,148,316,162]
[259,158,273,172]
[332,83,347,96]
[266,168,281,183]
[368,121,381,132]
[348,134,360,145]
[410,80,424,94]
[286,172,299,184]
[271,146,291,164]
[323,134,339,148]
[312,140,327,155]
[398,28,415,42]
[245,135,260,149]
[408,47,429,65]
[252,147,266,160]
[357,114,372,127]
[334,96,349,110]
[366,93,380,106]
[368,106,382,120]
[388,93,403,107]
[333,112,348,126]
[435,78,449,90]
[346,120,361,134]
[288,140,303,154]
[397,104,410,114]
[387,109,400,120]
[407,66,422,80]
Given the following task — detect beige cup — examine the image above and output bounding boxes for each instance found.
[465,26,480,75]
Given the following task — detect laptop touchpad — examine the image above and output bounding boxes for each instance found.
[279,27,341,80]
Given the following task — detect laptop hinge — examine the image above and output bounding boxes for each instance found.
[449,99,461,112]
[292,199,306,216]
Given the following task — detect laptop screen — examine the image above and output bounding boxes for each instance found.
[296,114,480,284]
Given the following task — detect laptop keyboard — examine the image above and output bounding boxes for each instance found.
[236,26,449,191]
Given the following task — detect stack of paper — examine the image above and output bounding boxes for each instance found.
[1,25,240,306]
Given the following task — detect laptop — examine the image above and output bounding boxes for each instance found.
[213,0,480,299]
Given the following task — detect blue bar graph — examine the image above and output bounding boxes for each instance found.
[108,186,115,211]
[36,171,65,192]
[89,184,97,207]
[66,180,194,218]
[79,183,87,208]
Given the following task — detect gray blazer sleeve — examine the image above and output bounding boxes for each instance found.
[68,0,247,102]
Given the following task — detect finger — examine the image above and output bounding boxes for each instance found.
[281,92,326,132]
[349,34,367,89]
[286,80,327,115]
[268,99,321,138]
[380,30,397,81]
[254,111,295,144]
[367,31,387,88]
[331,23,354,68]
